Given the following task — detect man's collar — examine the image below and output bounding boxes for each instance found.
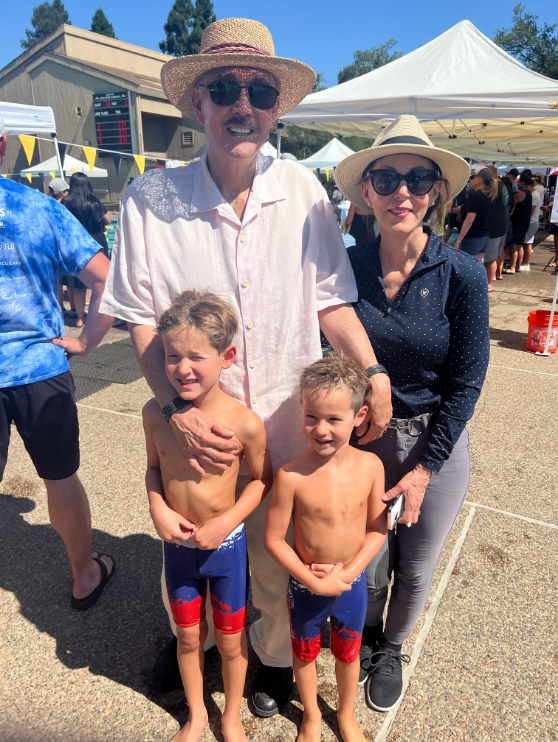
[190,150,285,223]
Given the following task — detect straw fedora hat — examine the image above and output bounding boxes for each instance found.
[335,115,470,213]
[161,18,316,119]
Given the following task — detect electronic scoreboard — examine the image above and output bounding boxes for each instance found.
[93,92,134,153]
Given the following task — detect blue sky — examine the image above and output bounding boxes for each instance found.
[2,1,556,87]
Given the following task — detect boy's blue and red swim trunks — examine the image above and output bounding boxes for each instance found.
[287,571,367,663]
[164,523,248,634]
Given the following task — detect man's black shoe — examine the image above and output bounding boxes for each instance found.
[365,639,410,712]
[147,636,183,694]
[251,664,293,717]
[358,622,383,685]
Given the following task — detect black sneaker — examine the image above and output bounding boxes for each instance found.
[358,622,383,685]
[365,640,410,712]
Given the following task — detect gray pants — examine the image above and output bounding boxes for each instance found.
[361,419,470,645]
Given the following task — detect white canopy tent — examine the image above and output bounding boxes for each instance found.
[21,153,108,178]
[298,138,355,168]
[281,21,558,165]
[0,100,63,175]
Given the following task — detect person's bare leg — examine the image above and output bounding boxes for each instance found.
[293,655,322,742]
[515,245,524,272]
[522,243,533,267]
[44,474,113,598]
[496,249,506,279]
[74,288,87,327]
[66,286,76,312]
[506,245,518,273]
[336,657,366,742]
[215,629,249,742]
[485,259,497,290]
[172,621,209,741]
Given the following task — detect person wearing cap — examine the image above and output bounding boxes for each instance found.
[454,167,498,259]
[48,177,70,202]
[0,115,115,611]
[335,115,489,713]
[99,18,392,720]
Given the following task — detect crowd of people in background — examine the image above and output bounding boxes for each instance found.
[330,165,557,290]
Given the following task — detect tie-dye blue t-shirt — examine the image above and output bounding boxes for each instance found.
[0,179,101,387]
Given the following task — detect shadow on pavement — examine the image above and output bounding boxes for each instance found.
[489,327,529,352]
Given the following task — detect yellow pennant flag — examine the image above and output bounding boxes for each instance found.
[325,167,330,182]
[71,169,76,174]
[18,135,36,165]
[25,173,33,183]
[133,155,145,175]
[82,146,96,172]
[49,171,56,179]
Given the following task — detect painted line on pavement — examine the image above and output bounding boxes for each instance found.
[488,363,558,377]
[76,402,142,420]
[373,507,477,742]
[464,500,558,529]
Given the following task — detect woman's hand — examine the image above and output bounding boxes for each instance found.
[169,406,240,476]
[150,500,196,544]
[383,464,433,525]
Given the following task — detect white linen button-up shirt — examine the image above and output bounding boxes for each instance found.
[100,152,357,471]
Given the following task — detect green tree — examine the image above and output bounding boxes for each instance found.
[160,0,216,57]
[21,0,70,50]
[494,3,558,79]
[337,39,402,84]
[91,8,116,39]
[311,73,328,93]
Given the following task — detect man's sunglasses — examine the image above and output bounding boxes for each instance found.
[364,167,440,197]
[198,81,279,110]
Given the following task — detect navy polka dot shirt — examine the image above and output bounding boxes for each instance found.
[348,230,490,472]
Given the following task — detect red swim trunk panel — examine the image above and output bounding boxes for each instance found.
[212,601,247,635]
[331,624,362,664]
[291,633,322,663]
[170,593,205,628]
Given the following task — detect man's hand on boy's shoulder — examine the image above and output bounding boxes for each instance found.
[169,405,240,475]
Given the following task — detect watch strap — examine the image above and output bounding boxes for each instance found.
[365,363,389,378]
[161,397,190,422]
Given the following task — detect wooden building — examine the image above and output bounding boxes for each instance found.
[0,24,207,204]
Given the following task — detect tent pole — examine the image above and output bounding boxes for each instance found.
[53,135,64,177]
[534,271,558,356]
[276,122,283,157]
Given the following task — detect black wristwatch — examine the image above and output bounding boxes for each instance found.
[365,364,389,378]
[160,397,191,422]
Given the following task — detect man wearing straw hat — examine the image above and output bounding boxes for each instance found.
[100,18,392,717]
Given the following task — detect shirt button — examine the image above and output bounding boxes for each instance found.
[387,307,392,314]
[249,361,256,369]
[240,234,246,242]
[246,321,254,329]
[241,279,249,288]
[252,397,259,404]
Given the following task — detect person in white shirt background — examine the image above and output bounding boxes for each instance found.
[100,17,392,718]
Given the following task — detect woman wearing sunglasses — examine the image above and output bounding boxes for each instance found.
[334,116,489,713]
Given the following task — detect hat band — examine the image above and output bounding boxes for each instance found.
[379,135,430,147]
[203,42,272,57]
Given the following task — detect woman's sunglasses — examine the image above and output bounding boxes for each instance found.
[364,167,440,197]
[198,81,279,110]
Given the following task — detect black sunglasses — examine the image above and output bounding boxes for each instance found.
[365,167,440,197]
[198,80,279,110]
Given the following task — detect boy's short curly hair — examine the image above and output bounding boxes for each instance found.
[300,353,369,415]
[156,289,238,354]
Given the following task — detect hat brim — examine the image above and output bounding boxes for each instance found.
[335,143,471,214]
[161,54,316,118]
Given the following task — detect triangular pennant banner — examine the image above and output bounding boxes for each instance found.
[18,135,36,165]
[82,146,96,172]
[25,173,33,183]
[325,167,330,182]
[57,142,67,168]
[49,171,56,179]
[133,155,145,175]
[109,152,122,176]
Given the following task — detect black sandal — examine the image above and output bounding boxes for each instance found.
[71,555,115,611]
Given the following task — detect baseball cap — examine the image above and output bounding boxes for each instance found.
[49,177,70,193]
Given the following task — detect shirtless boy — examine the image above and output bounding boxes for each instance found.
[143,290,272,742]
[265,354,386,742]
